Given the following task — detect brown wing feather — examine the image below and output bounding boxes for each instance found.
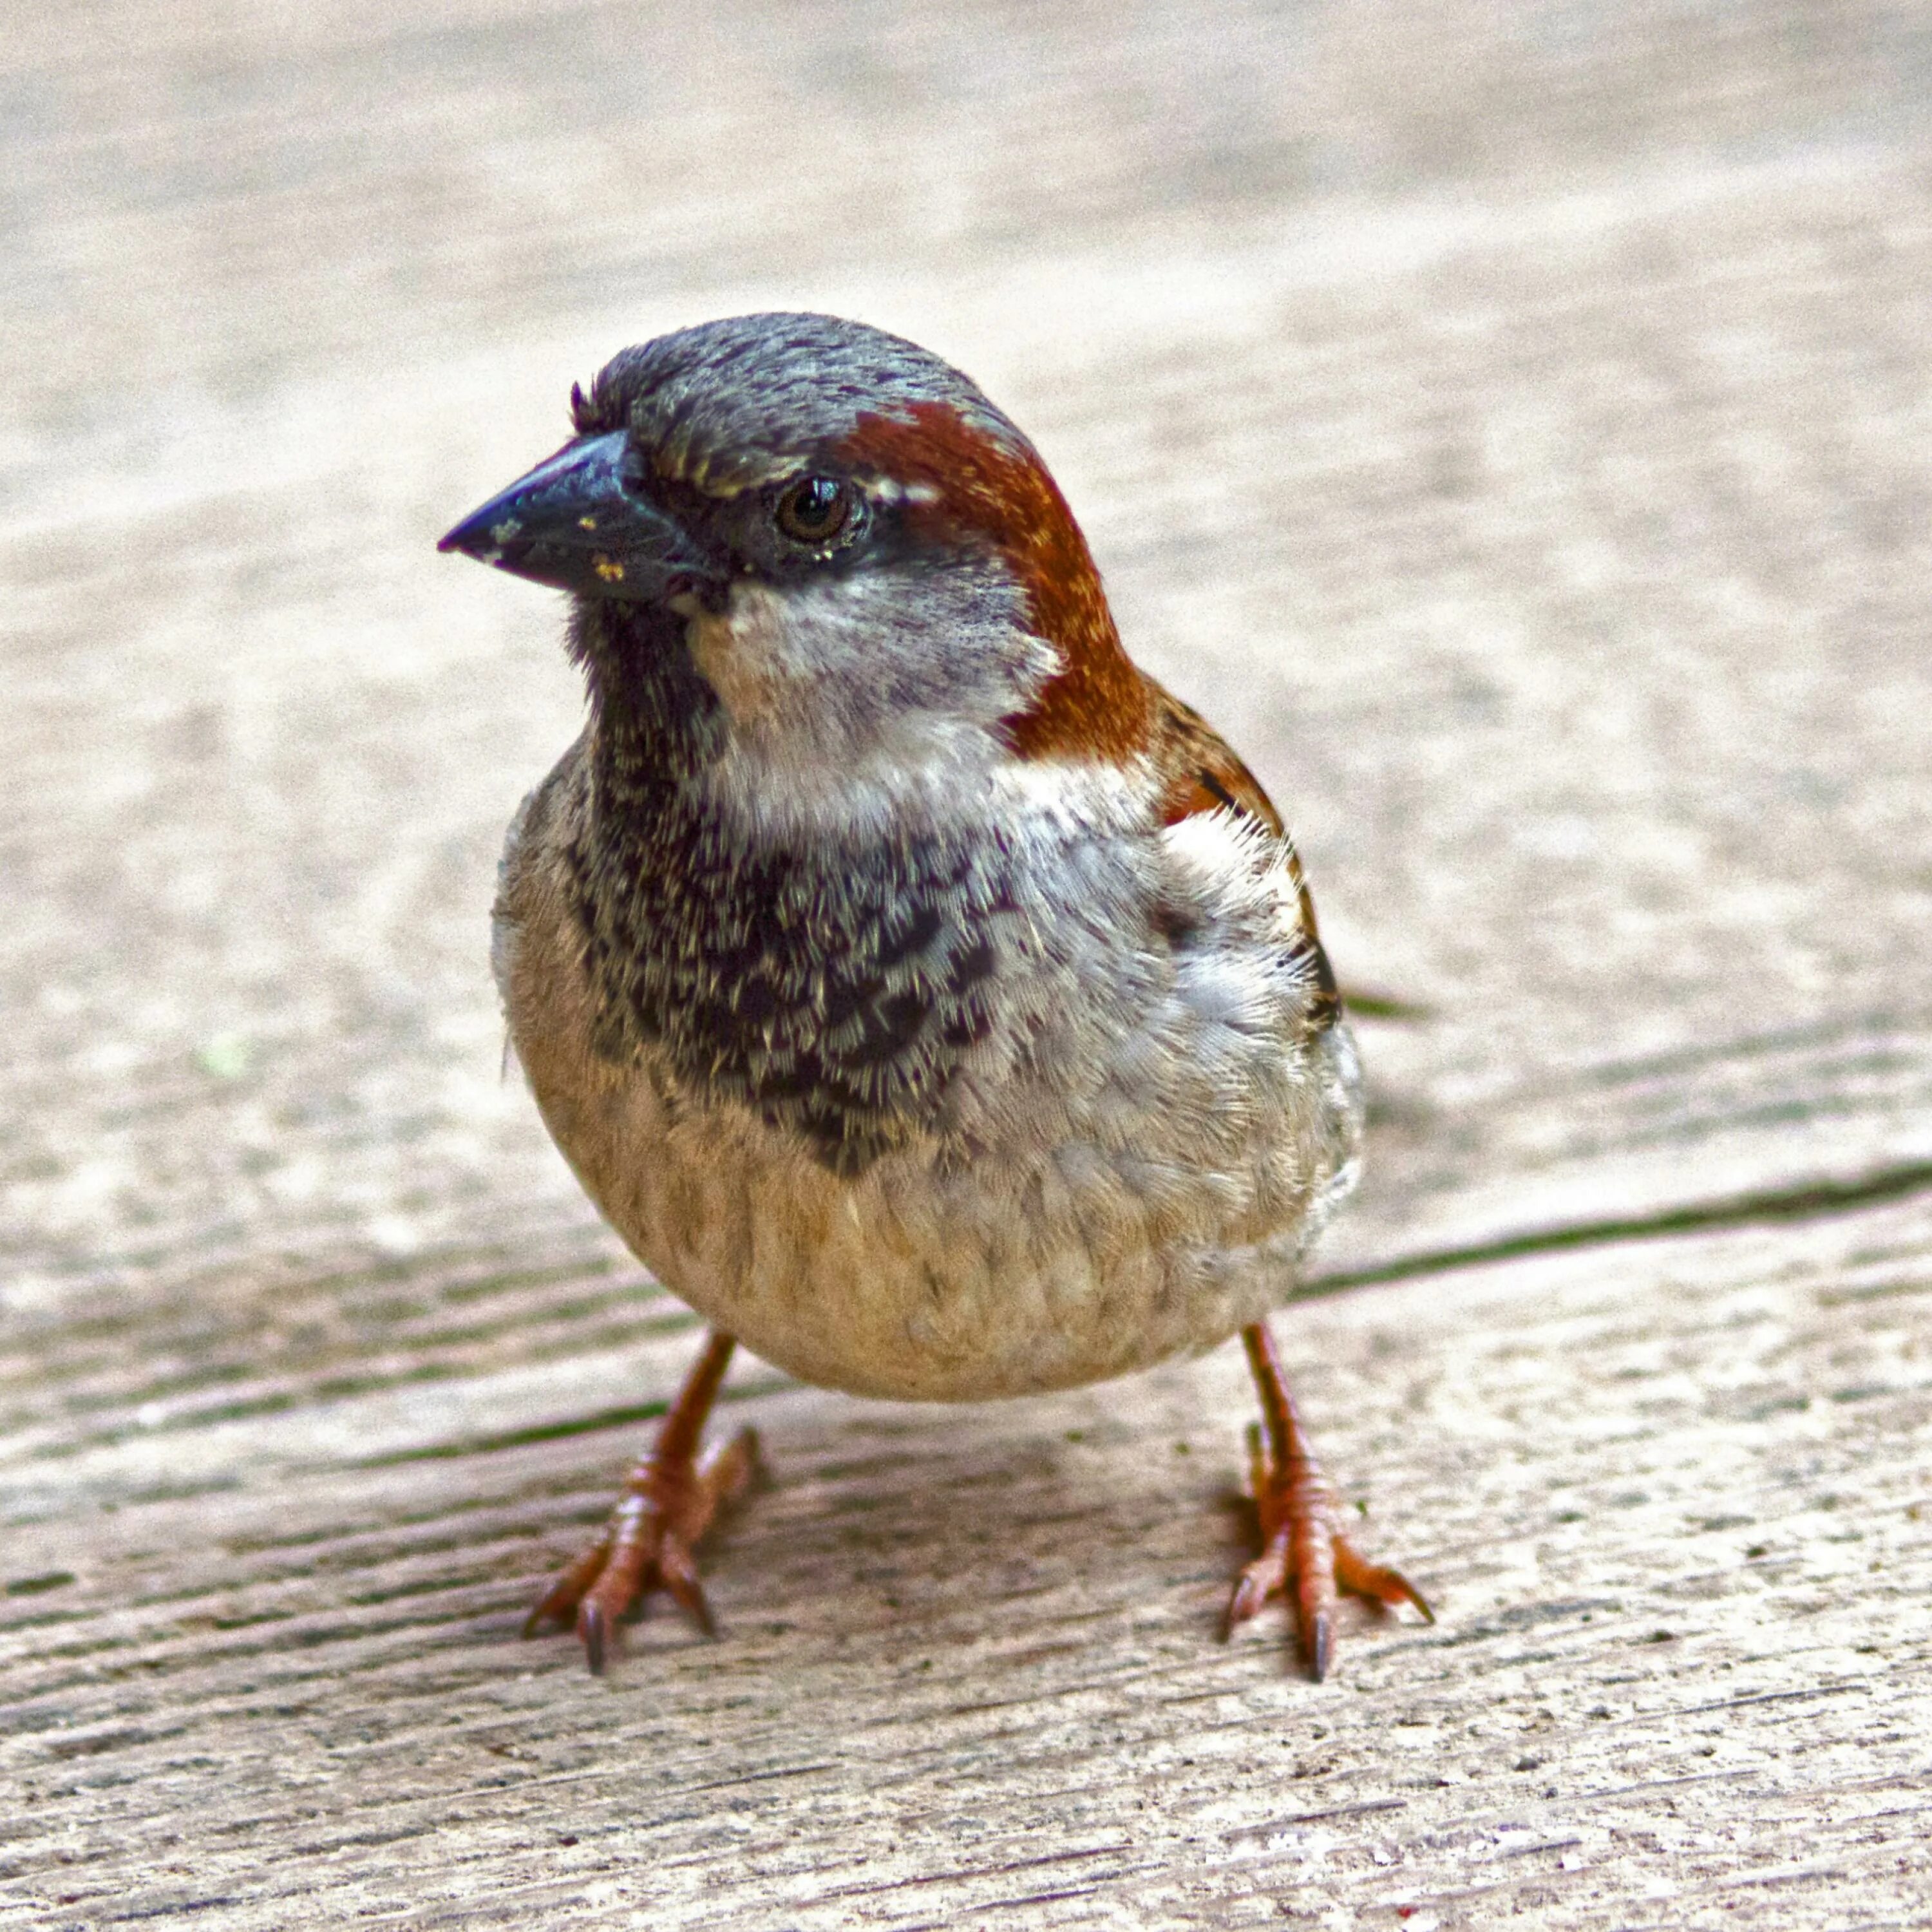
[1145,676,1341,1028]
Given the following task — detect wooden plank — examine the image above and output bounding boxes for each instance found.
[5,1196,1929,1927]
[5,3,1931,1926]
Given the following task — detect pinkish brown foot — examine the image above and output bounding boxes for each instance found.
[524,1329,758,1673]
[1226,1322,1432,1680]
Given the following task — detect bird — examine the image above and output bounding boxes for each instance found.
[439,312,1430,1680]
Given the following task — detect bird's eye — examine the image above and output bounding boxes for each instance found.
[775,475,851,546]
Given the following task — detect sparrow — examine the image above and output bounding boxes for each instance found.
[439,313,1430,1680]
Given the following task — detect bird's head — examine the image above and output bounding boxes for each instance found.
[440,314,1149,808]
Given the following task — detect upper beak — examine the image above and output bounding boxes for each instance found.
[437,430,705,601]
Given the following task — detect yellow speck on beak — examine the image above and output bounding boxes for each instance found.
[592,556,625,582]
[578,516,598,531]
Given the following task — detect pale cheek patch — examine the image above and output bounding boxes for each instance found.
[687,571,1048,781]
[686,578,912,743]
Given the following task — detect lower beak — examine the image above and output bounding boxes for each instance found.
[438,430,705,600]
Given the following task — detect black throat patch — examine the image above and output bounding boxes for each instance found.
[568,607,1006,1177]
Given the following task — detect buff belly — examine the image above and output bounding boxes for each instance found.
[522,1039,1308,1402]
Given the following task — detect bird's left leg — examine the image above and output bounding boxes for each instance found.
[1226,1320,1432,1680]
[524,1328,757,1673]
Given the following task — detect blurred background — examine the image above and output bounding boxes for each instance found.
[6,0,1929,1299]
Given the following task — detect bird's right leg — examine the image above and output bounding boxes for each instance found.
[524,1327,758,1674]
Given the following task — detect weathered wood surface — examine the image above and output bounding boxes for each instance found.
[5,3,1931,1926]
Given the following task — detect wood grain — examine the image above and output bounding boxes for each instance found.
[4,3,1931,1926]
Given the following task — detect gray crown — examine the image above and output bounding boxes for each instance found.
[580,312,1027,493]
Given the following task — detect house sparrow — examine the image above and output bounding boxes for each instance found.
[440,314,1429,1679]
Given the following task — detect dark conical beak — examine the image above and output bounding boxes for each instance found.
[438,430,706,600]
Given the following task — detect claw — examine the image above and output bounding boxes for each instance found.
[580,1599,610,1676]
[1307,1608,1334,1683]
[524,1535,611,1637]
[658,1539,714,1637]
[1334,1544,1435,1624]
[1226,1543,1288,1636]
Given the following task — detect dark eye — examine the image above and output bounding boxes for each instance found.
[775,475,852,545]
